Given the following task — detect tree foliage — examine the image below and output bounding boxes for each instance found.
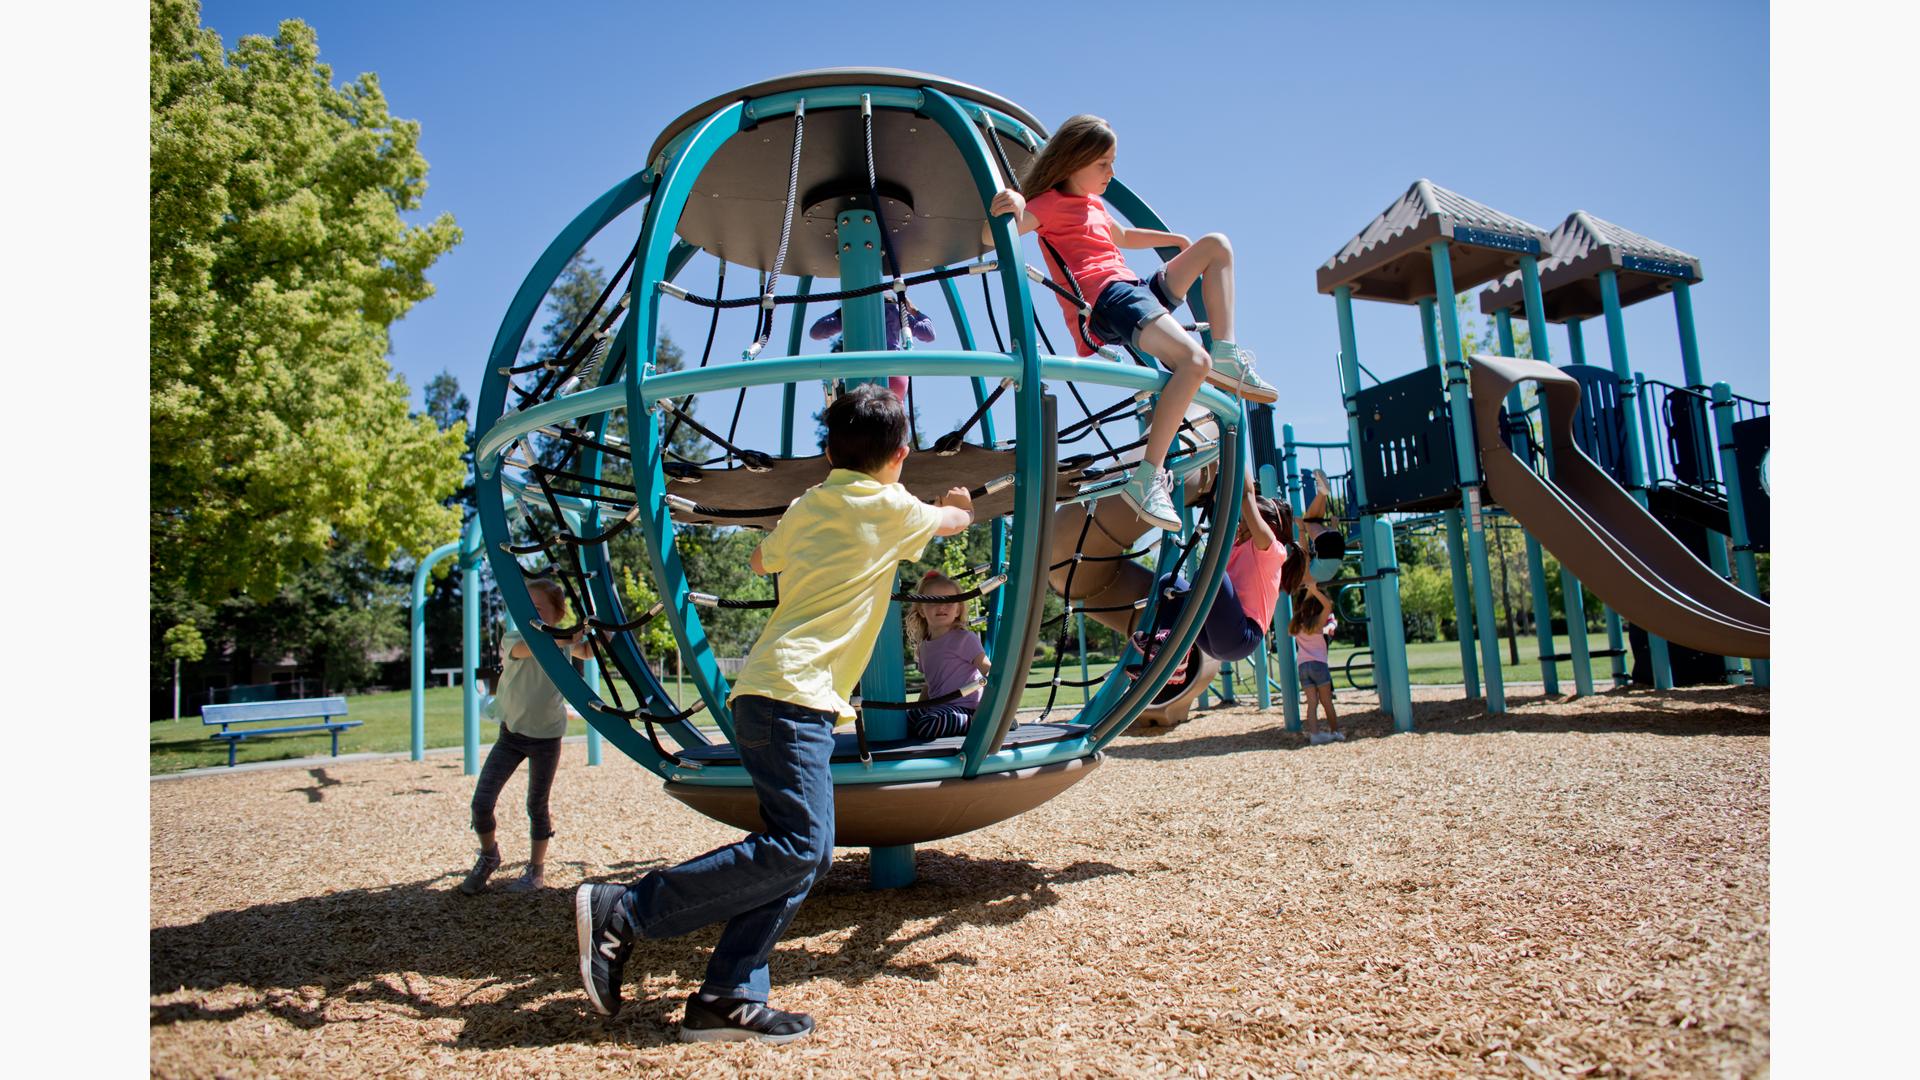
[150,0,466,610]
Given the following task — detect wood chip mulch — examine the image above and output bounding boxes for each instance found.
[152,683,1768,1078]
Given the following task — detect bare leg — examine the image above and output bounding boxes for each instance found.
[529,836,550,872]
[476,830,499,859]
[1132,315,1212,467]
[1322,686,1340,734]
[1162,233,1236,343]
[1302,682,1319,734]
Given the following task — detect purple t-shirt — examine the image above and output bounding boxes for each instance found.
[1293,615,1337,665]
[916,629,986,708]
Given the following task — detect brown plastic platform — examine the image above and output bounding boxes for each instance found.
[1470,353,1768,659]
[663,753,1102,848]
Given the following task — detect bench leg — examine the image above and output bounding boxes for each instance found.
[331,729,341,758]
[229,739,238,768]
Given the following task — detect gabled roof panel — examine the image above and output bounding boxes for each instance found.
[1316,179,1552,303]
[1480,211,1704,321]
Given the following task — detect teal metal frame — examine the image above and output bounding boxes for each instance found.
[471,78,1244,888]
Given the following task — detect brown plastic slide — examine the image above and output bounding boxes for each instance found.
[1049,463,1221,727]
[1469,353,1769,659]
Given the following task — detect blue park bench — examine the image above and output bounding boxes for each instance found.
[200,697,362,767]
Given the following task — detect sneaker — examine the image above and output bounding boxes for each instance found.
[1308,731,1332,746]
[459,850,501,895]
[1205,342,1279,404]
[1120,463,1182,532]
[680,993,816,1044]
[1130,628,1173,665]
[504,867,545,893]
[576,883,635,1017]
[1329,731,1345,742]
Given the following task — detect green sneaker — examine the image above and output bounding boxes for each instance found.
[1120,462,1182,532]
[1206,342,1279,404]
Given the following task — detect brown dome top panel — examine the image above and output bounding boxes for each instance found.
[646,70,1047,277]
[1479,211,1704,321]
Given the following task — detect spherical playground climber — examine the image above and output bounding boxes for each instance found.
[471,70,1253,888]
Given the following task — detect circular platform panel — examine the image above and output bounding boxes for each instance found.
[664,754,1102,849]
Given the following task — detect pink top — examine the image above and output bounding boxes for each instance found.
[1226,539,1290,634]
[1293,614,1337,665]
[1028,190,1134,356]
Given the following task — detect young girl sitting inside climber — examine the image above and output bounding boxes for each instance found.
[984,113,1278,533]
[1132,492,1306,682]
[903,569,991,739]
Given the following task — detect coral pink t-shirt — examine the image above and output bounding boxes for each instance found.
[1028,190,1134,356]
[1226,539,1291,634]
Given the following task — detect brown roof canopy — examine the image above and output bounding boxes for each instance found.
[643,69,1048,278]
[1479,211,1704,321]
[1316,179,1552,304]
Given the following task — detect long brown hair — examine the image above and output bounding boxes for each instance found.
[1288,588,1329,639]
[1238,497,1308,595]
[1019,114,1115,200]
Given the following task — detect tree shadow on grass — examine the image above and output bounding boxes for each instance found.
[1102,683,1769,763]
[150,852,1128,1049]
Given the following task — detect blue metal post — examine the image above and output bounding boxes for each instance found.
[1423,296,1480,696]
[1278,427,1303,731]
[1430,245,1504,713]
[779,275,814,458]
[1673,283,1743,683]
[461,517,482,776]
[1566,319,1587,365]
[1496,311,1558,696]
[1712,383,1768,687]
[583,656,602,766]
[1600,270,1671,689]
[1334,291,1413,724]
[1373,518,1414,730]
[1077,612,1091,706]
[1518,256,1592,696]
[835,207,908,739]
[410,537,461,761]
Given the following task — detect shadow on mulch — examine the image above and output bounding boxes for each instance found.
[150,851,1128,1049]
[1103,683,1769,762]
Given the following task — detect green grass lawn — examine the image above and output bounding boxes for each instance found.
[153,636,1616,774]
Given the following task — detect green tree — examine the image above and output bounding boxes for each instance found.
[162,623,207,720]
[150,0,466,612]
[424,370,470,431]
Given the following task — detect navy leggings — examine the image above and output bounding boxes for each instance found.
[1149,573,1265,663]
[471,725,561,841]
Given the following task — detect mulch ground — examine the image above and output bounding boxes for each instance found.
[151,683,1769,1078]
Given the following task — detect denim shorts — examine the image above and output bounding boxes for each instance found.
[1298,660,1332,688]
[1087,269,1180,349]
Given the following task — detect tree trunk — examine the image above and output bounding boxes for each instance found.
[1495,525,1520,665]
[173,658,181,721]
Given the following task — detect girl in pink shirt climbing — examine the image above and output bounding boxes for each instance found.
[984,114,1278,532]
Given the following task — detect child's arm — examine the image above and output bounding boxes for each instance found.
[1111,222,1190,251]
[933,486,975,537]
[983,190,1039,243]
[750,546,768,575]
[1241,478,1276,550]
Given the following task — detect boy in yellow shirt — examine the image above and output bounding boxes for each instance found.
[575,385,973,1042]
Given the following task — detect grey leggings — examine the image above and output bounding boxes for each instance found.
[471,725,562,840]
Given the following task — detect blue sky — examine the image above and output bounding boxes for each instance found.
[193,0,1769,452]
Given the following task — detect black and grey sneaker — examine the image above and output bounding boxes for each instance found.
[680,994,815,1044]
[575,883,635,1016]
[458,850,501,895]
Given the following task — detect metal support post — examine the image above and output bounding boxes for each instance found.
[1431,244,1505,712]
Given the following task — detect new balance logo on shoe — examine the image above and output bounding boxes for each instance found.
[600,931,622,960]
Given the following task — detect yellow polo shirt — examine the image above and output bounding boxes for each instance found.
[728,469,943,720]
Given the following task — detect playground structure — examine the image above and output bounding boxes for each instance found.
[1296,180,1770,726]
[470,70,1253,888]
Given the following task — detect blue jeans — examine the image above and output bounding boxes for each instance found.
[1151,572,1265,663]
[619,695,837,1002]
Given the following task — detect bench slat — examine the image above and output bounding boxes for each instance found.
[201,697,349,725]
[208,720,363,741]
